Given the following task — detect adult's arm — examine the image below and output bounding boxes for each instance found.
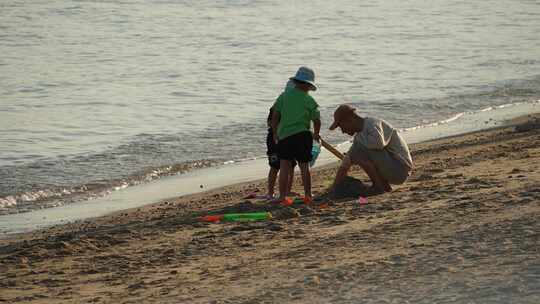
[329,154,352,192]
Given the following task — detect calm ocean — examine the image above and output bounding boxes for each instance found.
[1,0,540,214]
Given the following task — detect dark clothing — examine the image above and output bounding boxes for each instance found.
[266,127,278,155]
[267,108,274,125]
[267,127,296,169]
[267,153,280,169]
[266,127,279,169]
[277,131,313,163]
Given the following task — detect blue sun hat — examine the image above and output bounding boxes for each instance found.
[290,66,317,91]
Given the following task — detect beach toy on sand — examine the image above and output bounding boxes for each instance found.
[199,212,272,223]
[309,142,321,167]
[358,196,368,205]
[223,212,272,221]
[292,197,313,205]
[274,197,312,206]
[200,215,223,223]
[293,197,303,204]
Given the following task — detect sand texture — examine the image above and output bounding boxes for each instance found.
[1,119,540,304]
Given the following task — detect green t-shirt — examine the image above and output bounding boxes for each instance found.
[273,88,320,140]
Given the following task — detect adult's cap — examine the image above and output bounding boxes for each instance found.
[329,104,357,130]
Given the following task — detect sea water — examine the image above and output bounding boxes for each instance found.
[1,0,540,221]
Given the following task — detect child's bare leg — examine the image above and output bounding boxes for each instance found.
[286,165,294,195]
[267,167,279,197]
[278,160,292,200]
[298,162,311,198]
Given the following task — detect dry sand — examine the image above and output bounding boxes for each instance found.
[1,115,540,303]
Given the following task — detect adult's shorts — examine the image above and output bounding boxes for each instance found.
[348,143,410,185]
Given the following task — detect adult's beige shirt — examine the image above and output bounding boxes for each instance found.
[351,117,413,170]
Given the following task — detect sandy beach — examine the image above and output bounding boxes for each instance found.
[1,115,539,303]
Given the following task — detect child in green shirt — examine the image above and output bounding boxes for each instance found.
[270,67,321,203]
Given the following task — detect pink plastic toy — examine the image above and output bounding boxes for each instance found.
[358,196,368,205]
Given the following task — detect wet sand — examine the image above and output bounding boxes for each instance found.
[1,115,540,303]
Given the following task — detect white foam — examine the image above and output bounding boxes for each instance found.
[113,183,129,191]
[0,196,17,208]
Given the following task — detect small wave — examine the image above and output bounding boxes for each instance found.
[113,183,129,191]
[400,100,539,133]
[0,196,17,209]
[401,112,465,132]
[224,156,260,164]
[439,113,465,124]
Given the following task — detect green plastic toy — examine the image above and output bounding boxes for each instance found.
[200,212,272,223]
[222,212,272,222]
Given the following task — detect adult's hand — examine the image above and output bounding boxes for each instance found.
[330,154,352,190]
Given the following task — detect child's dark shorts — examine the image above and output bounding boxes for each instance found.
[268,153,297,169]
[267,128,297,169]
[277,131,313,163]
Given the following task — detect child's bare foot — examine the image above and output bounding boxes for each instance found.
[269,197,293,205]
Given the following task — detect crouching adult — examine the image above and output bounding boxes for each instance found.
[328,104,413,194]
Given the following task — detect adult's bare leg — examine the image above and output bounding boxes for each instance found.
[357,159,392,193]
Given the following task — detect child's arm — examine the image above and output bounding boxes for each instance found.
[312,118,321,141]
[308,100,321,141]
[271,111,281,144]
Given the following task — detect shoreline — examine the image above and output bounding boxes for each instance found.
[84,111,540,221]
[1,100,538,220]
[1,114,539,302]
[1,106,539,238]
[1,102,539,236]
